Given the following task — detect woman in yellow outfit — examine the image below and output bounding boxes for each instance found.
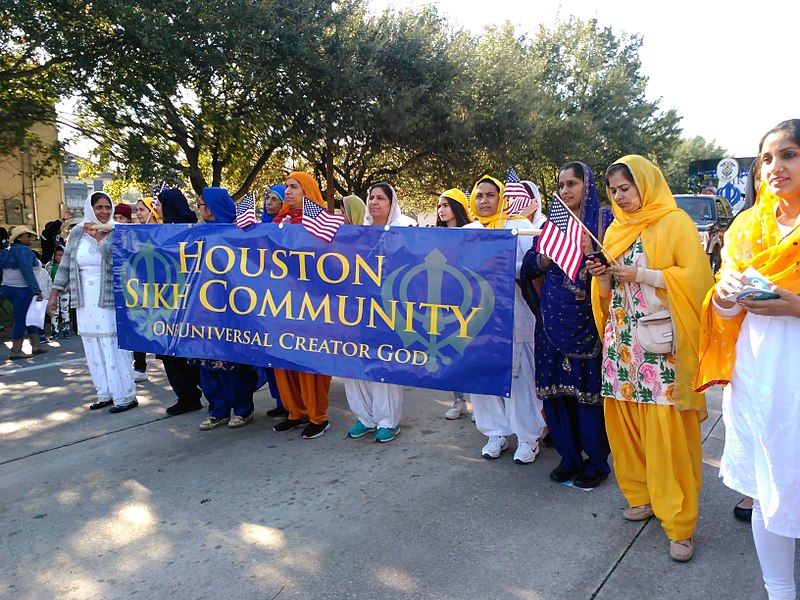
[588,155,713,562]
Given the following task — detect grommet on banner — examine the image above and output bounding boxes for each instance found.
[511,228,518,236]
[384,225,390,231]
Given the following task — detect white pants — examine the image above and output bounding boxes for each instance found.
[344,379,403,429]
[82,335,137,407]
[752,500,797,600]
[470,343,544,443]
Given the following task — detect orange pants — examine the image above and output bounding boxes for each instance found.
[274,369,331,424]
[605,398,703,541]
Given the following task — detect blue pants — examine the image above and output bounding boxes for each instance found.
[200,366,258,420]
[544,396,610,478]
[1,285,37,339]
[265,368,282,407]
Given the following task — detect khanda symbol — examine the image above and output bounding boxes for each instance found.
[122,240,187,334]
[381,248,494,373]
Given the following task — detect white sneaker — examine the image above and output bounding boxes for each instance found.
[444,399,469,420]
[133,370,148,383]
[513,440,540,464]
[481,435,508,459]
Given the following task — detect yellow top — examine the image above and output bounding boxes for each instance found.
[591,155,714,415]
[694,185,800,390]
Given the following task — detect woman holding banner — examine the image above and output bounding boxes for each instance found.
[435,188,474,420]
[695,120,800,598]
[467,175,545,463]
[588,155,712,561]
[344,182,409,443]
[48,192,139,413]
[194,187,260,430]
[271,172,333,440]
[156,188,205,417]
[521,162,612,487]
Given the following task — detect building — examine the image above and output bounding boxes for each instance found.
[62,152,115,219]
[0,122,64,233]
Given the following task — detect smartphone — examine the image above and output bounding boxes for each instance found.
[586,251,609,266]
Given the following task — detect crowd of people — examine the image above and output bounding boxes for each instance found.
[2,119,799,596]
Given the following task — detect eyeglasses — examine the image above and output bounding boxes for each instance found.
[197,202,206,207]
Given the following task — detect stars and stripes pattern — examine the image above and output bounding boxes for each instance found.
[536,195,584,281]
[302,197,345,242]
[504,167,533,216]
[235,193,257,228]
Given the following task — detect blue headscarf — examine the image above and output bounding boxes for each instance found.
[202,187,236,224]
[159,188,198,224]
[261,185,286,223]
[540,162,613,358]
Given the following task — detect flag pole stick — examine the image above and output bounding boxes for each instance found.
[550,194,621,266]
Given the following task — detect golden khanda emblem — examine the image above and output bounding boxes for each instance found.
[381,249,495,373]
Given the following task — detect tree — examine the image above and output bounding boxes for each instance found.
[662,136,728,193]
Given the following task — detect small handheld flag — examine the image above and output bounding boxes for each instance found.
[302,198,345,242]
[504,167,533,216]
[536,195,584,281]
[235,193,257,228]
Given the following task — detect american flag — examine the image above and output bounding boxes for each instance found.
[536,195,584,281]
[504,167,533,216]
[236,193,257,228]
[303,197,345,242]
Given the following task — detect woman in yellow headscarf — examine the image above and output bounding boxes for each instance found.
[695,120,800,598]
[587,155,713,563]
[466,175,546,464]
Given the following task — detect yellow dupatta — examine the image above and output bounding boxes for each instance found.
[590,155,714,415]
[694,185,800,390]
[469,175,525,229]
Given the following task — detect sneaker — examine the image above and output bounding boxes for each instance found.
[623,504,654,521]
[61,328,71,339]
[133,370,149,383]
[266,405,289,418]
[481,435,508,459]
[374,426,400,443]
[670,538,694,562]
[513,440,540,464]
[199,416,230,430]
[228,413,254,428]
[347,420,377,438]
[549,464,581,483]
[273,418,309,433]
[444,399,469,420]
[302,421,330,439]
[108,399,139,413]
[573,472,609,489]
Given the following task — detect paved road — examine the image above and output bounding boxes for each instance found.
[0,336,791,599]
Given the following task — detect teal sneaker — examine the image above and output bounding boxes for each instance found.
[374,426,400,443]
[347,420,376,438]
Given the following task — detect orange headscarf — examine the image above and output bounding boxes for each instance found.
[591,155,714,415]
[275,171,325,221]
[468,175,525,229]
[694,185,800,390]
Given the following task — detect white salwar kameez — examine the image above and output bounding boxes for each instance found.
[76,236,136,407]
[344,379,403,429]
[469,219,545,444]
[720,310,800,538]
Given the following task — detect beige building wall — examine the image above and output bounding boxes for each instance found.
[0,121,64,233]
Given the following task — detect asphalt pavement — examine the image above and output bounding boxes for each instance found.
[1,334,794,599]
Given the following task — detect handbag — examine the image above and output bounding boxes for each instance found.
[624,283,675,354]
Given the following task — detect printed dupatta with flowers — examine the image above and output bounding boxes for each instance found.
[600,238,676,405]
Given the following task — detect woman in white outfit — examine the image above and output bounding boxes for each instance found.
[468,175,545,464]
[695,119,800,599]
[345,182,409,443]
[48,192,138,413]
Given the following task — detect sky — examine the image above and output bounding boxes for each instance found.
[368,0,800,158]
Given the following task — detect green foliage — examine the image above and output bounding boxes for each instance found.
[662,135,728,193]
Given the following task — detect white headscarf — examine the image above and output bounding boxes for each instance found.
[523,180,545,228]
[79,191,116,228]
[363,183,407,227]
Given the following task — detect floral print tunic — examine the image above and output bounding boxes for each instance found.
[601,238,676,405]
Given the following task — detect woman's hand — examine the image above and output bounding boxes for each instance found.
[714,269,747,308]
[738,287,800,318]
[585,257,609,278]
[606,264,638,283]
[47,290,60,317]
[35,292,43,302]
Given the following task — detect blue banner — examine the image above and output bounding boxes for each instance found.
[113,224,518,396]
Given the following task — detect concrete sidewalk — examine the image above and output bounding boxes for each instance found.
[0,337,790,599]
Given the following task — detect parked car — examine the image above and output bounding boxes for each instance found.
[674,194,733,273]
